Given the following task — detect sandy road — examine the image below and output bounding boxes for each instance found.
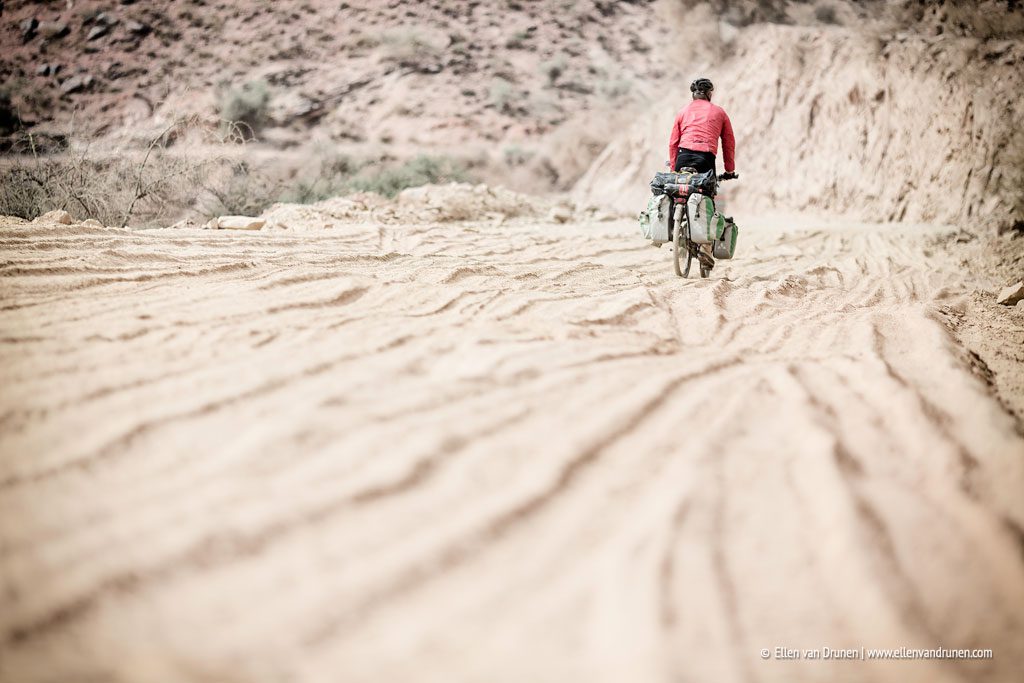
[1,212,1023,683]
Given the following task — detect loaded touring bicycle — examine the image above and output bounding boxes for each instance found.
[639,168,739,278]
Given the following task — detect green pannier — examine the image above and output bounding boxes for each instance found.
[686,193,726,244]
[638,193,671,245]
[713,219,739,259]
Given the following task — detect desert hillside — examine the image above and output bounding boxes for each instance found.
[2,0,668,189]
[4,0,1023,221]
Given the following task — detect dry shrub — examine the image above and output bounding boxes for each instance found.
[197,152,470,216]
[199,152,370,217]
[198,161,283,219]
[1,121,235,228]
[2,155,167,227]
[0,116,476,227]
[0,119,247,227]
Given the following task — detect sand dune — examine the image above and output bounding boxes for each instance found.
[1,212,1023,682]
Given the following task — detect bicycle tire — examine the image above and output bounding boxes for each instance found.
[683,222,693,278]
[671,202,679,278]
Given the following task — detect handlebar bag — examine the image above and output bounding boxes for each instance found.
[650,170,694,195]
[687,170,718,196]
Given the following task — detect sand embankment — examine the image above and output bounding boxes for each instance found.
[576,22,1024,232]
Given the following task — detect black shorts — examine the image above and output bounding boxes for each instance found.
[675,148,716,174]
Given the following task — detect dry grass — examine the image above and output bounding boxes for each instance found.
[0,134,476,228]
[2,110,449,226]
[1,154,215,228]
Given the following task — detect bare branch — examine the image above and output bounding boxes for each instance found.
[119,120,180,228]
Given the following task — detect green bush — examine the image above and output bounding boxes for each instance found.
[505,29,531,49]
[599,77,632,100]
[380,30,442,67]
[349,155,469,198]
[201,154,468,212]
[323,152,362,177]
[503,145,534,167]
[539,56,567,86]
[814,3,838,24]
[219,79,271,134]
[489,80,516,115]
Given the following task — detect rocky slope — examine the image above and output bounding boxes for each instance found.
[2,1,1022,221]
[1,0,666,188]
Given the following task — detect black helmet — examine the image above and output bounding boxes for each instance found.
[690,78,714,94]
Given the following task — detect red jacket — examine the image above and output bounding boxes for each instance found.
[668,99,735,172]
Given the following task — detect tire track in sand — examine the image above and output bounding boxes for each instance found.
[1,216,1022,683]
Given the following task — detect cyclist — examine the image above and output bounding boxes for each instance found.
[668,78,736,176]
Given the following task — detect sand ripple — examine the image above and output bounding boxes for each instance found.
[1,215,1022,682]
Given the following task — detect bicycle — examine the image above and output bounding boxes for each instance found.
[667,171,738,278]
